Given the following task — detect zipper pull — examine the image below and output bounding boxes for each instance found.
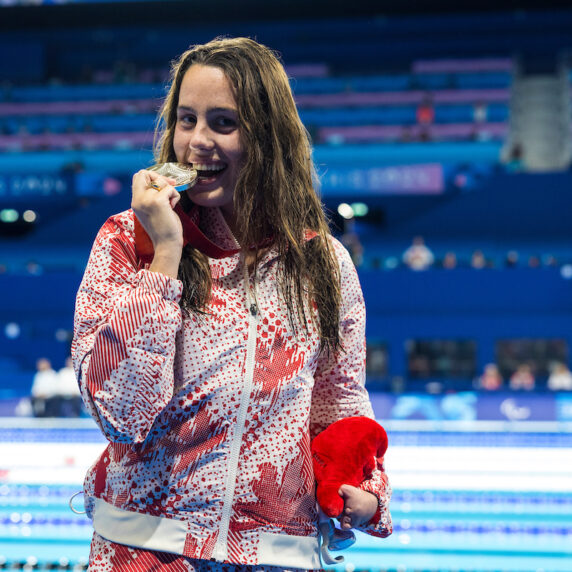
[249,303,258,316]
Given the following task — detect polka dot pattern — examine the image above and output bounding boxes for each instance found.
[72,207,391,569]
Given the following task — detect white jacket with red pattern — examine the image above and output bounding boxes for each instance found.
[72,206,392,570]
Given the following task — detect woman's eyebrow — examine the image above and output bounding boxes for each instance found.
[177,105,195,113]
[177,105,237,114]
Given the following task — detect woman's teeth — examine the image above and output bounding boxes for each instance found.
[193,163,225,174]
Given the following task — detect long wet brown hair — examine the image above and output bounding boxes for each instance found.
[154,37,341,353]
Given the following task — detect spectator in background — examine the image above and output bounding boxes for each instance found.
[543,254,558,268]
[341,219,364,268]
[505,250,519,268]
[473,100,488,123]
[366,346,388,379]
[470,123,492,142]
[478,363,503,390]
[441,251,457,269]
[547,362,572,391]
[25,260,43,276]
[57,356,83,417]
[416,94,434,125]
[505,142,524,173]
[418,126,432,142]
[408,353,431,378]
[470,249,487,269]
[30,357,59,417]
[509,364,535,391]
[402,236,434,271]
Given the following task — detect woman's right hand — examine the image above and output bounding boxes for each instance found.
[131,169,184,278]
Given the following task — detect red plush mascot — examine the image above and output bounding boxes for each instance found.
[311,416,388,564]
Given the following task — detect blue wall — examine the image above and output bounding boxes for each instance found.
[1,266,571,395]
[361,267,572,383]
[387,172,572,239]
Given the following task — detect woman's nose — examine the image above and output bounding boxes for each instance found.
[189,121,214,152]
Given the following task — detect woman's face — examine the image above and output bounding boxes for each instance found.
[173,64,245,224]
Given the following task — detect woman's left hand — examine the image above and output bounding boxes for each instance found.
[337,484,378,529]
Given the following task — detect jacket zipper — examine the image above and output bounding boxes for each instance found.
[211,262,258,561]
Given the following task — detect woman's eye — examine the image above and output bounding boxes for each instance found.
[179,115,196,126]
[214,116,237,129]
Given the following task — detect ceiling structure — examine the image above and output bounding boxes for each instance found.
[0,0,567,30]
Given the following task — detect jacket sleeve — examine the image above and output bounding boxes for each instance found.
[71,211,183,444]
[310,237,392,538]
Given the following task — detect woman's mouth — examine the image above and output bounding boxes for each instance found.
[192,162,226,183]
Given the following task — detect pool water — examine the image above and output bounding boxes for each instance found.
[1,418,571,572]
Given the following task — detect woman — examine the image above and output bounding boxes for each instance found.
[72,37,391,571]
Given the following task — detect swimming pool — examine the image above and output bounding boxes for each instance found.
[1,418,571,571]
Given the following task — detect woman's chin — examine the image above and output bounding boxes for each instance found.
[185,187,233,211]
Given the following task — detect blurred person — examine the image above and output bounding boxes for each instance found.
[72,37,392,570]
[471,124,492,142]
[402,236,434,271]
[441,251,457,269]
[57,356,83,417]
[505,142,524,173]
[473,101,488,123]
[547,362,572,391]
[470,249,487,269]
[418,126,432,142]
[505,250,519,268]
[366,346,388,379]
[341,220,364,268]
[542,254,558,268]
[25,259,43,275]
[408,354,431,378]
[509,364,535,391]
[30,357,59,417]
[477,363,503,391]
[528,255,541,268]
[416,94,434,125]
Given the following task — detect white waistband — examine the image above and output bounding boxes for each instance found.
[92,497,188,553]
[91,497,322,569]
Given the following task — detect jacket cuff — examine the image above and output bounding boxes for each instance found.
[357,467,393,537]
